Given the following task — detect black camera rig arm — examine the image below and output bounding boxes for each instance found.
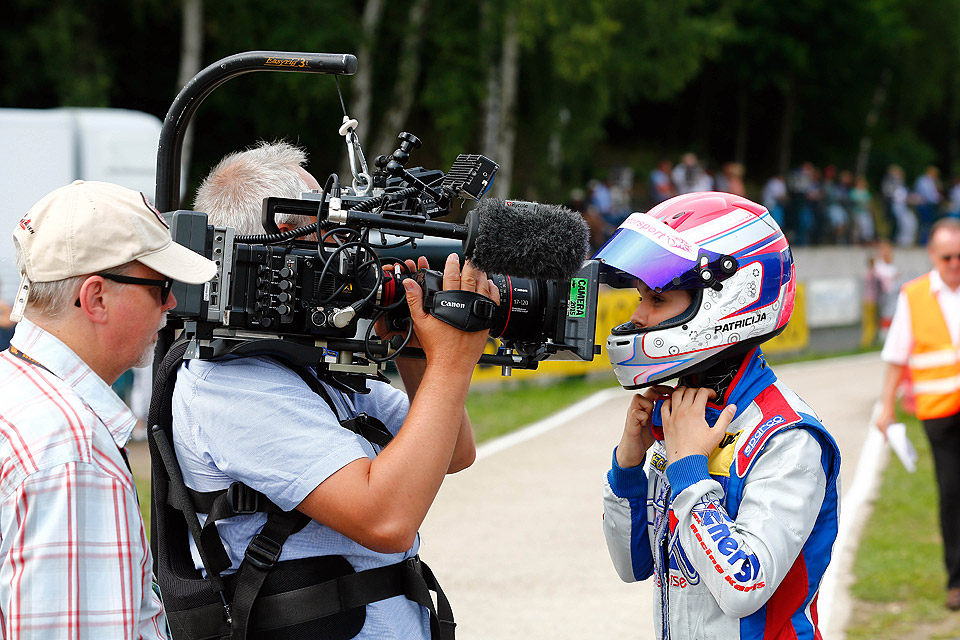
[155,50,358,364]
[155,51,358,214]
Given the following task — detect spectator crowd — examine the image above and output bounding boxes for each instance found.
[572,153,960,252]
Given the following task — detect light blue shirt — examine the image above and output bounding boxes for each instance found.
[172,355,430,638]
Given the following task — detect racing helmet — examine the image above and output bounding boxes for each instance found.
[593,191,795,389]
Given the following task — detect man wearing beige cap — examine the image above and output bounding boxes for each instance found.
[0,180,216,638]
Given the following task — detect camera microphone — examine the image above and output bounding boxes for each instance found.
[465,198,589,281]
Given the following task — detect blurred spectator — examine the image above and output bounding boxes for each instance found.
[822,165,850,244]
[608,167,634,225]
[873,240,901,341]
[0,284,13,351]
[887,166,918,246]
[914,165,943,244]
[787,162,820,245]
[948,176,960,218]
[881,164,903,241]
[671,152,712,194]
[762,173,787,228]
[582,205,608,252]
[850,175,876,244]
[715,161,746,196]
[648,160,675,205]
[567,187,587,213]
[588,178,614,225]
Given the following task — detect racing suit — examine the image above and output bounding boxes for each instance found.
[603,348,840,639]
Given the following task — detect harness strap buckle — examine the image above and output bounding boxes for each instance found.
[405,555,423,575]
[227,482,260,515]
[245,534,282,570]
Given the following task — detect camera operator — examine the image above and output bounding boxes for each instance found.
[170,142,496,638]
[0,180,217,638]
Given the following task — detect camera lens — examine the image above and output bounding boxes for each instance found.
[488,274,551,342]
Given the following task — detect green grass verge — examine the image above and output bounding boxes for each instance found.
[466,373,620,443]
[845,412,959,640]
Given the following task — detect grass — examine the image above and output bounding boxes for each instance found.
[465,373,621,443]
[845,412,960,640]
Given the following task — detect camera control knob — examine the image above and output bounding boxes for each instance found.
[277,304,291,316]
[278,280,292,291]
[277,292,291,303]
[397,131,422,150]
[279,267,293,279]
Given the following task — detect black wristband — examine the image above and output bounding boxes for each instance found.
[421,290,497,332]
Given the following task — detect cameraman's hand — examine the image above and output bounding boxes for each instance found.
[403,253,498,373]
[376,257,428,349]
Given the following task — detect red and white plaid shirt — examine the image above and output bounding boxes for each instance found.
[0,320,167,639]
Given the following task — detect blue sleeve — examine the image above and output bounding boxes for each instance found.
[604,448,654,581]
[353,379,410,437]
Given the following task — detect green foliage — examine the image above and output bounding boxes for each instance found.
[7,0,960,200]
[870,127,939,180]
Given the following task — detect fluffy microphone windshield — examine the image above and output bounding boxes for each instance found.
[467,199,590,281]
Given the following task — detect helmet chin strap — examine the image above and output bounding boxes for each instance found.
[679,347,752,398]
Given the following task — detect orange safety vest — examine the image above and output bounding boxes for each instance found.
[905,273,960,420]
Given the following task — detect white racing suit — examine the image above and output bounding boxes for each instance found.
[603,349,840,639]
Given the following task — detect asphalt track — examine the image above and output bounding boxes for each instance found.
[418,352,887,639]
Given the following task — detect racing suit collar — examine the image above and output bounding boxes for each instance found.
[651,347,777,432]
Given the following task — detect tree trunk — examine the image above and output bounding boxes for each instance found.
[372,0,430,160]
[339,0,385,180]
[734,77,748,166]
[177,0,203,195]
[492,15,519,200]
[480,1,501,161]
[777,78,796,177]
[855,68,891,178]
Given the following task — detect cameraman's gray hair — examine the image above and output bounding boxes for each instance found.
[194,141,314,235]
[13,242,135,320]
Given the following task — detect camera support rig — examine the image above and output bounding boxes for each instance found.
[154,50,600,380]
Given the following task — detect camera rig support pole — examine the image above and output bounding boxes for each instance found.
[155,51,358,213]
[154,51,358,367]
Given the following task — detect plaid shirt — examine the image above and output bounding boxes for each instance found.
[0,320,167,639]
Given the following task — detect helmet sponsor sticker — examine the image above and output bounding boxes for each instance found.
[619,213,699,260]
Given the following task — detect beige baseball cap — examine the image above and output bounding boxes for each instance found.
[11,180,217,320]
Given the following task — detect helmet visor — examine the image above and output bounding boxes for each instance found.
[592,213,724,291]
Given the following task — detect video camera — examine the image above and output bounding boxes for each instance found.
[155,52,605,385]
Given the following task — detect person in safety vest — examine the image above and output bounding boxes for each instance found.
[877,216,960,610]
[169,141,494,639]
[598,192,841,639]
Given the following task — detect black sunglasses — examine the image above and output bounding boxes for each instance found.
[74,273,174,307]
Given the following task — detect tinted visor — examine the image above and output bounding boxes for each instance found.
[593,213,724,291]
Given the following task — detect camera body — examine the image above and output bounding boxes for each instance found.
[169,212,601,375]
[165,133,603,378]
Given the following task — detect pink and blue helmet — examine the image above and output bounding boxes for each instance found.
[593,191,795,389]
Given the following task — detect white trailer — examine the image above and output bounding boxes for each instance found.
[0,107,162,302]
